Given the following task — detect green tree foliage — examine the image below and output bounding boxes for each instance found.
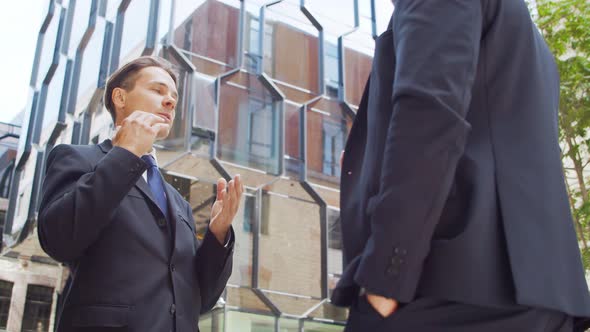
[533,0,590,268]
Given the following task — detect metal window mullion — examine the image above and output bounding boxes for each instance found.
[109,9,125,73]
[144,0,160,55]
[165,0,176,46]
[237,0,245,68]
[299,105,306,180]
[67,52,83,115]
[58,60,74,123]
[277,100,284,176]
[252,188,261,288]
[27,151,46,222]
[61,0,76,54]
[3,168,22,238]
[370,0,377,39]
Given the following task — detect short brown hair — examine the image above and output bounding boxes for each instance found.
[104,56,178,122]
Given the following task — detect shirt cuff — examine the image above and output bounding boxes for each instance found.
[223,229,233,248]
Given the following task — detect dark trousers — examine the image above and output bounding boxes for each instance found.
[345,296,576,332]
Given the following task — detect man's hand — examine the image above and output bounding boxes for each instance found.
[112,111,170,157]
[209,175,244,244]
[367,292,398,318]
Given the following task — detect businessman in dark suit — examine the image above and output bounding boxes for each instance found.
[38,56,243,332]
[332,0,590,331]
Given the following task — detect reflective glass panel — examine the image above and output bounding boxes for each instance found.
[284,102,303,179]
[37,9,60,86]
[375,0,394,35]
[279,317,300,332]
[173,0,240,75]
[342,24,373,107]
[305,317,346,331]
[258,189,322,297]
[226,311,275,332]
[306,98,352,189]
[218,71,281,175]
[105,0,121,21]
[263,291,321,317]
[192,72,216,131]
[225,286,272,313]
[68,0,93,55]
[265,0,320,102]
[42,59,68,131]
[306,0,356,36]
[75,20,106,112]
[308,302,348,324]
[226,189,255,287]
[119,0,150,62]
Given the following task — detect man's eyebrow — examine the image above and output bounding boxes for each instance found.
[150,81,178,99]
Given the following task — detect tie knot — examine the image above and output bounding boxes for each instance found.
[141,155,158,168]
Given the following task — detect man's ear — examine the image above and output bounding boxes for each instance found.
[112,87,126,111]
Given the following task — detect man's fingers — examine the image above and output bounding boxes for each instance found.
[146,113,167,126]
[126,111,166,126]
[227,180,236,209]
[217,178,227,201]
[151,123,170,137]
[235,174,243,197]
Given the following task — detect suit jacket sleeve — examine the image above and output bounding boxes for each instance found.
[38,144,147,263]
[190,199,234,313]
[353,0,482,302]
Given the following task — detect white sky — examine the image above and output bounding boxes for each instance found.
[0,0,45,125]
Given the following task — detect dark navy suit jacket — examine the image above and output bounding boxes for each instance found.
[332,0,590,319]
[38,139,233,331]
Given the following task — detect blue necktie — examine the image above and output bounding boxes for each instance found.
[141,155,169,220]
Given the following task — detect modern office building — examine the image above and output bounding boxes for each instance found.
[1,0,393,330]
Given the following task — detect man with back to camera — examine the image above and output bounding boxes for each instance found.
[38,56,243,332]
[333,0,590,331]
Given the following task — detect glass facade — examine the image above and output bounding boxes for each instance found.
[7,0,395,330]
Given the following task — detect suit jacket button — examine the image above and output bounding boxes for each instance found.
[157,218,166,227]
[391,257,403,266]
[347,171,352,175]
[386,266,400,277]
[170,264,175,272]
[170,304,176,315]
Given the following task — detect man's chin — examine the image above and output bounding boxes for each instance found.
[155,130,171,141]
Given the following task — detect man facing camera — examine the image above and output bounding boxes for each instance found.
[38,56,243,332]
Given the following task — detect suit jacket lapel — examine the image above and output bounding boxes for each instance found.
[344,76,371,154]
[98,139,161,214]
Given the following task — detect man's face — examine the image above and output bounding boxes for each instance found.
[115,66,178,140]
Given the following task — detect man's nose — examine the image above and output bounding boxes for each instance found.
[163,96,175,110]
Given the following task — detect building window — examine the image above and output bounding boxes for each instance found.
[0,280,13,330]
[328,207,342,250]
[322,120,344,177]
[21,285,54,332]
[248,100,276,160]
[246,17,273,72]
[242,193,269,235]
[242,194,255,233]
[325,42,339,98]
